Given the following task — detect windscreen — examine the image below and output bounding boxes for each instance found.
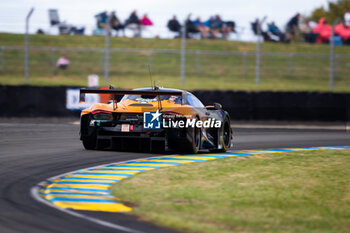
[121,94,182,104]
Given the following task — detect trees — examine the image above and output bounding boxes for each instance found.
[310,0,350,23]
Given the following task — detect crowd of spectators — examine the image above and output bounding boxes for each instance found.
[300,10,350,45]
[93,11,236,40]
[251,14,298,43]
[167,14,235,39]
[251,10,350,45]
[90,9,350,45]
[94,10,153,37]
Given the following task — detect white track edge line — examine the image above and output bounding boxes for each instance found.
[30,186,143,233]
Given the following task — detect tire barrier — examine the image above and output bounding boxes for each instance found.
[192,90,350,121]
[0,85,349,121]
[0,85,78,117]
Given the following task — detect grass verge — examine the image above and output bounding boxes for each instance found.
[2,74,350,92]
[111,150,350,233]
[1,33,350,92]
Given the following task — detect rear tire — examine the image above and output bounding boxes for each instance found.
[82,136,96,150]
[210,119,231,153]
[180,118,201,154]
[188,124,201,154]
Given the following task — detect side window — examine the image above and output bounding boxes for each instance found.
[186,93,204,108]
[186,94,194,106]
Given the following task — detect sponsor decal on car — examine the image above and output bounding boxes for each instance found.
[163,117,221,128]
[143,110,222,129]
[143,110,162,129]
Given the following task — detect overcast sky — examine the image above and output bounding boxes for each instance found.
[0,0,331,41]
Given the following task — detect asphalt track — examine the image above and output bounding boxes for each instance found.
[0,120,349,233]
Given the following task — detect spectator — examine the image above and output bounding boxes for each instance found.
[313,18,332,43]
[110,11,124,36]
[251,18,261,35]
[215,15,232,39]
[222,20,236,39]
[95,11,108,29]
[345,8,350,27]
[226,21,236,32]
[300,19,318,43]
[185,16,200,38]
[267,21,286,42]
[56,55,70,70]
[167,15,182,38]
[140,14,154,37]
[286,13,300,42]
[335,22,350,45]
[125,10,141,37]
[206,16,221,39]
[251,18,272,42]
[141,14,153,26]
[193,17,210,38]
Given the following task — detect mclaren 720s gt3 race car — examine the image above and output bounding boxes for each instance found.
[79,87,232,153]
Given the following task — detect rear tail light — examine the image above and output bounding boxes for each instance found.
[92,110,113,120]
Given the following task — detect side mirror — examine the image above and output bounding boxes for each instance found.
[213,103,222,110]
[206,103,222,110]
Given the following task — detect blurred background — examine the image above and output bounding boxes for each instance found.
[0,0,333,40]
[0,0,349,92]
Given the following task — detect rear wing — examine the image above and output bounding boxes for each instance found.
[79,88,184,108]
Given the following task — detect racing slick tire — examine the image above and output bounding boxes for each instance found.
[82,135,96,150]
[189,124,201,154]
[209,118,231,153]
[182,119,201,154]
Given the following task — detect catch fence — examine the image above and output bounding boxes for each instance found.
[0,46,349,91]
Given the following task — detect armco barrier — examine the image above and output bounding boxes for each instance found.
[192,90,350,121]
[0,85,349,121]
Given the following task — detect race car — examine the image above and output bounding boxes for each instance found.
[79,87,232,153]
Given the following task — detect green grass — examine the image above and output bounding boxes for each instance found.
[111,150,350,233]
[1,33,350,92]
[2,33,350,53]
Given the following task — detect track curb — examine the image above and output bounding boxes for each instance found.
[31,146,350,231]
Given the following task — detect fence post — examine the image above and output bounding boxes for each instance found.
[100,49,104,75]
[24,7,34,82]
[148,50,153,71]
[256,33,261,86]
[104,14,112,85]
[329,26,335,91]
[51,48,55,75]
[242,52,247,78]
[289,53,294,76]
[256,16,267,86]
[334,55,338,77]
[329,18,340,92]
[180,17,187,85]
[0,46,4,72]
[195,50,200,76]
